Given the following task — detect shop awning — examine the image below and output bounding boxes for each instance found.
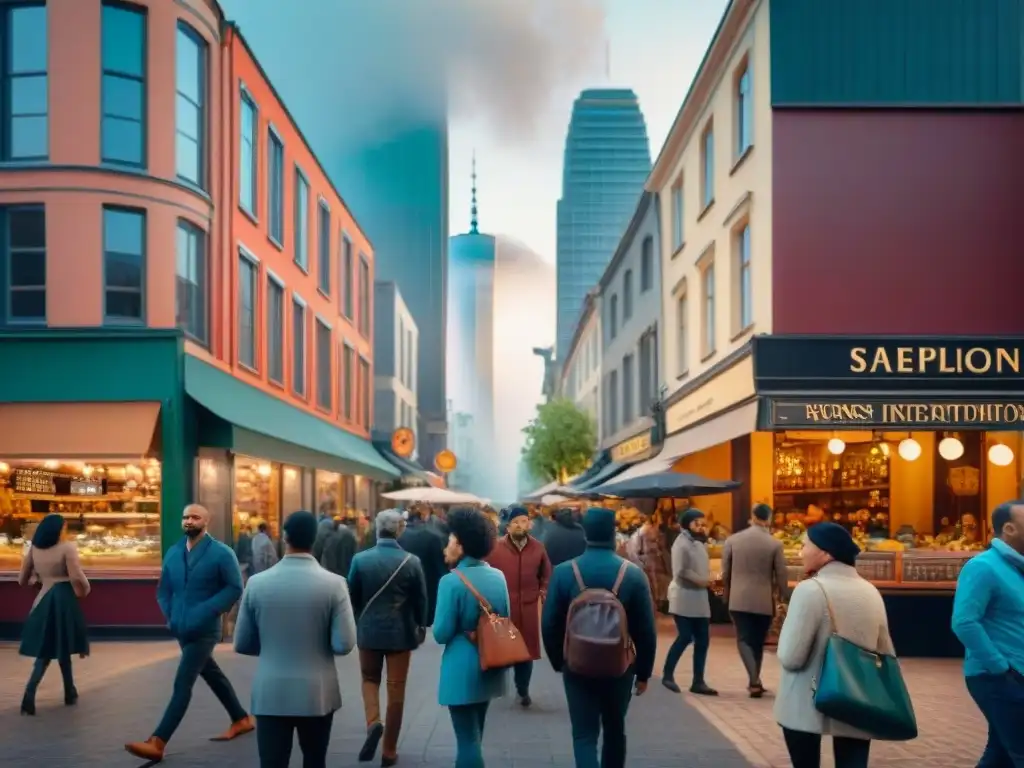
[521,479,561,501]
[661,400,758,463]
[184,355,398,481]
[574,460,628,491]
[608,455,674,483]
[373,440,432,483]
[0,401,160,459]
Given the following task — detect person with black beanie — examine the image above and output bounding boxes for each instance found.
[542,507,587,567]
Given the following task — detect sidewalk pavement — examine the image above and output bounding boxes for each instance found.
[0,637,752,767]
[653,629,986,768]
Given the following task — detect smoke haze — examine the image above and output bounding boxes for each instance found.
[221,0,606,143]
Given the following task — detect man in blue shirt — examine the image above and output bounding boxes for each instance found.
[952,502,1024,767]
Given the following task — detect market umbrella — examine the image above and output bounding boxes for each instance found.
[590,471,740,500]
[381,487,489,505]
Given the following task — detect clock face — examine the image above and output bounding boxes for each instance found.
[391,428,415,458]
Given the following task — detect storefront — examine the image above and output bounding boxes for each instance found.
[0,330,398,638]
[752,335,1024,656]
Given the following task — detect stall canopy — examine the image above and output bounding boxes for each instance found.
[372,439,432,485]
[0,401,160,459]
[184,355,398,481]
[562,460,629,496]
[382,487,488,505]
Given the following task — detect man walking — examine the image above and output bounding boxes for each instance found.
[250,521,278,575]
[542,507,587,567]
[321,513,359,580]
[234,510,357,768]
[125,505,253,762]
[398,505,446,625]
[348,510,428,766]
[952,502,1024,767]
[542,507,656,768]
[722,503,789,697]
[663,509,717,695]
[486,505,551,706]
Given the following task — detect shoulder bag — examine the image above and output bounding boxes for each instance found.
[454,569,531,671]
[810,579,918,740]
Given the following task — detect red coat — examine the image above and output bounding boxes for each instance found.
[486,535,551,660]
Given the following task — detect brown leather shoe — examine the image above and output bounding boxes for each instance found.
[211,714,255,741]
[125,737,166,761]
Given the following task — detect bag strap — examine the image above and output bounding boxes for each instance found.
[570,559,586,592]
[810,577,838,634]
[363,554,411,614]
[611,560,630,596]
[454,569,494,615]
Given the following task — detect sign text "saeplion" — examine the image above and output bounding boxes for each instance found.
[850,345,1023,375]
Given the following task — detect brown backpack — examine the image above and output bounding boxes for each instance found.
[563,559,636,678]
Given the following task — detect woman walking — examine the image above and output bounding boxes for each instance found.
[774,522,896,768]
[432,506,510,768]
[18,513,91,715]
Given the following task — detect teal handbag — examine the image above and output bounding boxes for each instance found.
[811,580,918,741]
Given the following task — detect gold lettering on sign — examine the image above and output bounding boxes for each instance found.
[803,403,874,423]
[849,346,1021,375]
[611,432,652,463]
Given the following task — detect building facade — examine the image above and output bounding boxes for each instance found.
[599,191,662,454]
[559,292,602,434]
[372,281,418,452]
[556,88,652,360]
[0,0,395,636]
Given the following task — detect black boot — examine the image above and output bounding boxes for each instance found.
[690,680,719,696]
[21,691,35,716]
[59,657,77,705]
[22,658,48,715]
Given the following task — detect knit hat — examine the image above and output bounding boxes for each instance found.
[678,508,705,530]
[582,507,617,545]
[505,505,528,523]
[283,510,319,551]
[807,521,860,566]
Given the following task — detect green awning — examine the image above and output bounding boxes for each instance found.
[184,355,398,480]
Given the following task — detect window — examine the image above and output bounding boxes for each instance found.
[237,252,257,368]
[605,370,618,436]
[622,353,634,425]
[671,183,683,250]
[266,277,284,384]
[293,168,309,270]
[239,90,257,215]
[341,236,353,318]
[267,128,284,243]
[342,344,353,421]
[358,357,371,426]
[103,207,145,322]
[315,319,332,410]
[3,4,47,160]
[175,23,206,186]
[738,223,752,329]
[406,328,414,392]
[292,298,306,396]
[5,206,45,322]
[175,220,205,342]
[358,255,370,336]
[622,270,633,321]
[101,2,145,167]
[640,236,654,292]
[736,64,753,155]
[702,263,715,357]
[398,319,405,383]
[317,201,330,295]
[608,294,618,340]
[676,293,688,376]
[639,330,657,412]
[701,123,714,209]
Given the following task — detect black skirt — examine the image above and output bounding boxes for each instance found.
[19,581,90,660]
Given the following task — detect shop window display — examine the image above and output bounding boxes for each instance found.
[233,458,281,544]
[0,460,161,572]
[315,471,341,518]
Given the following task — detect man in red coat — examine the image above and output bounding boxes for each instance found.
[486,505,552,706]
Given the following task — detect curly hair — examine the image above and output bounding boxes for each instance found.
[447,505,496,560]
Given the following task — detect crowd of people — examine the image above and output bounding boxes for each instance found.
[11,495,1024,767]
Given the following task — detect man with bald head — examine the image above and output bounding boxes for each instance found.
[125,504,253,762]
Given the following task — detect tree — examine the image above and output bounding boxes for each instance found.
[521,398,597,484]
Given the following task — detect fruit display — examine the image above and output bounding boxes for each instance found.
[615,506,644,534]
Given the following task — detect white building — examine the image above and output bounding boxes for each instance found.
[373,281,419,455]
[558,290,602,434]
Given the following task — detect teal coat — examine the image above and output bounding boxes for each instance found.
[432,558,510,706]
[157,534,242,642]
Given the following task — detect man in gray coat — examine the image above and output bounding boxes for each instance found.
[234,510,357,768]
[722,503,789,697]
[663,509,717,695]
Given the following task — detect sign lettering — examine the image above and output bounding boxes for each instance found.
[12,469,55,494]
[611,432,652,463]
[850,345,1022,376]
[768,399,1024,429]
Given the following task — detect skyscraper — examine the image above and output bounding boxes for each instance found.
[556,89,651,359]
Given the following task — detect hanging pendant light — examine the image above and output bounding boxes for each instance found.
[827,437,846,455]
[938,435,965,461]
[898,438,922,461]
[988,443,1014,467]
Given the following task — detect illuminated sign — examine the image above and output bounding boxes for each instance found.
[766,399,1024,429]
[610,431,652,463]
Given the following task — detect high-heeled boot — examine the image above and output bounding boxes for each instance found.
[21,658,48,716]
[59,657,77,705]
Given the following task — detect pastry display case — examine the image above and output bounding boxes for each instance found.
[784,549,975,589]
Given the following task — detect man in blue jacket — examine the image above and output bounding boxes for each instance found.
[952,501,1024,768]
[126,504,253,762]
[542,507,657,768]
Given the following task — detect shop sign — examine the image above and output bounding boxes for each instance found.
[434,449,457,473]
[766,398,1024,429]
[666,356,755,435]
[753,336,1024,393]
[391,427,415,458]
[610,431,652,463]
[12,468,55,494]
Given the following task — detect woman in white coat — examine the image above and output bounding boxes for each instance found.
[774,522,895,768]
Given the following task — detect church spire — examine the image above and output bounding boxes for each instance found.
[470,151,479,235]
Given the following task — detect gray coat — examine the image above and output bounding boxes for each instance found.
[722,524,789,615]
[234,554,357,717]
[667,531,710,618]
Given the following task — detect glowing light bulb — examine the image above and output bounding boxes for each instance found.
[938,437,965,461]
[988,443,1014,467]
[898,439,922,461]
[827,438,846,455]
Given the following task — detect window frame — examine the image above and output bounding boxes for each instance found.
[735,61,753,156]
[702,261,716,359]
[341,342,354,422]
[341,234,353,319]
[358,355,371,427]
[174,21,207,189]
[266,271,285,385]
[622,352,634,425]
[700,121,715,210]
[640,236,654,293]
[4,204,46,324]
[239,85,258,218]
[317,198,331,297]
[101,205,146,325]
[671,181,684,250]
[357,253,370,337]
[267,125,284,246]
[293,165,309,272]
[100,0,147,168]
[315,316,333,412]
[622,269,633,321]
[675,291,688,378]
[292,293,307,397]
[175,218,207,344]
[2,2,49,162]
[236,246,259,371]
[608,294,618,341]
[737,222,752,331]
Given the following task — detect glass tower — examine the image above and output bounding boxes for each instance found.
[556,88,651,360]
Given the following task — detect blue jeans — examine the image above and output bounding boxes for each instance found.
[449,701,489,768]
[513,661,533,696]
[966,671,1024,767]
[563,670,634,768]
[663,615,709,684]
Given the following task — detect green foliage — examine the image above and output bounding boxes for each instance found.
[521,398,597,484]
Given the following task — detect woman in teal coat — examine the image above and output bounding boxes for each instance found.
[432,507,510,767]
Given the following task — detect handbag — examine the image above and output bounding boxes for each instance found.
[362,554,426,645]
[454,570,532,671]
[810,579,918,741]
